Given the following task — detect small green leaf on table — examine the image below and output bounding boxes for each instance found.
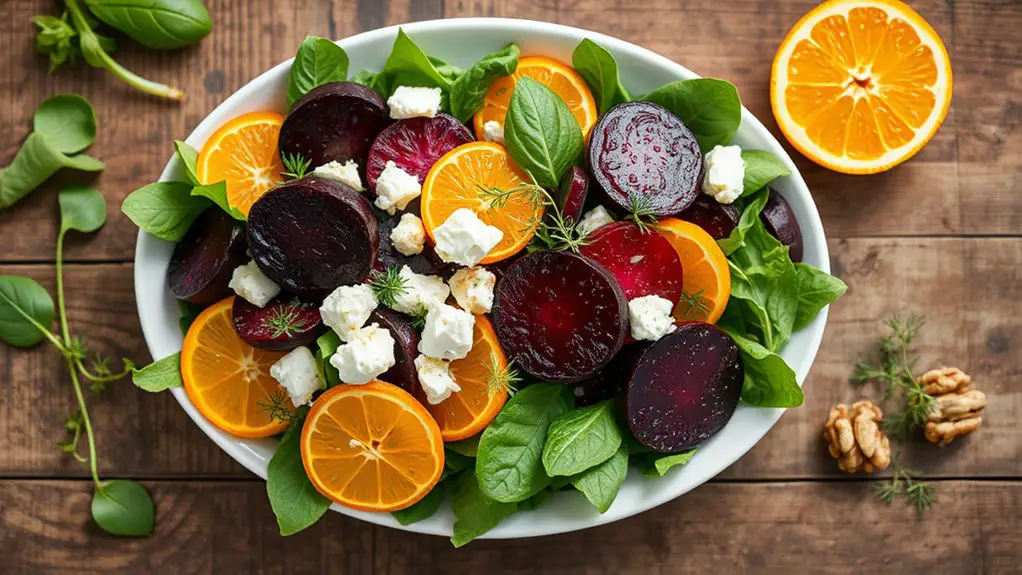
[643,78,742,152]
[33,93,97,155]
[132,353,183,392]
[571,444,628,512]
[504,76,584,189]
[121,181,208,242]
[0,133,105,210]
[288,36,350,107]
[267,418,331,536]
[542,399,623,477]
[91,479,155,537]
[572,38,631,115]
[59,185,107,233]
[82,0,212,51]
[0,275,56,348]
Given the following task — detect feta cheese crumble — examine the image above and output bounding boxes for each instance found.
[311,160,364,191]
[449,267,496,315]
[433,208,504,267]
[578,205,614,235]
[419,304,476,361]
[701,145,745,205]
[628,294,678,341]
[414,355,461,405]
[390,266,450,316]
[482,120,504,144]
[387,86,442,120]
[270,347,324,407]
[374,160,421,215]
[228,261,280,308]
[390,213,426,256]
[320,284,378,341]
[329,323,396,385]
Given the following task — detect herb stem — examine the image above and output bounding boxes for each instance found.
[75,359,133,383]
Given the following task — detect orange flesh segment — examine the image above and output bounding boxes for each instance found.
[196,111,285,216]
[657,218,731,324]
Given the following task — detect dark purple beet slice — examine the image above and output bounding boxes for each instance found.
[492,251,628,383]
[167,209,247,305]
[232,295,324,351]
[588,101,703,217]
[624,322,743,452]
[554,166,590,222]
[579,221,683,303]
[372,206,453,277]
[247,177,378,299]
[366,114,473,191]
[761,190,804,262]
[570,370,618,407]
[279,82,389,169]
[677,195,740,240]
[369,308,420,395]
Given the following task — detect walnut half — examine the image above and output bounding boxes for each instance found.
[824,400,892,473]
[918,367,986,446]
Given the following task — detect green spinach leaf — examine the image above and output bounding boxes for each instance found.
[727,218,798,351]
[178,300,204,334]
[571,444,627,512]
[721,328,804,407]
[267,417,330,536]
[741,149,790,196]
[447,435,480,458]
[504,76,584,189]
[377,29,456,99]
[83,0,212,50]
[58,185,107,234]
[393,477,450,526]
[717,189,768,255]
[91,479,154,537]
[643,78,741,152]
[288,36,349,107]
[0,275,56,348]
[174,140,200,185]
[0,133,105,209]
[33,93,96,154]
[542,400,622,477]
[121,181,207,242]
[451,471,518,547]
[191,180,245,220]
[449,44,519,123]
[792,263,847,331]
[637,448,697,478]
[572,38,631,114]
[315,331,342,386]
[131,352,182,392]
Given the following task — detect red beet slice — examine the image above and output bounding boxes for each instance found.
[370,308,420,395]
[247,177,378,299]
[677,195,740,240]
[588,101,703,217]
[570,370,618,407]
[366,114,473,192]
[624,322,743,452]
[167,209,247,305]
[232,295,324,351]
[372,206,453,277]
[761,190,804,262]
[279,82,389,169]
[554,166,590,222]
[579,221,683,303]
[492,251,628,383]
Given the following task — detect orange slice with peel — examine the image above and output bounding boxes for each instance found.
[300,381,445,512]
[196,111,285,216]
[771,0,952,174]
[658,218,731,324]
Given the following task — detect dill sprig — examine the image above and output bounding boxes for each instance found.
[257,390,301,425]
[281,152,312,180]
[369,267,408,308]
[264,300,309,339]
[626,194,658,233]
[874,456,935,517]
[486,354,522,398]
[409,304,429,331]
[476,177,590,253]
[677,289,711,320]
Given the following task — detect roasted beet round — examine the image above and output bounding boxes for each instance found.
[624,323,743,452]
[555,166,590,222]
[588,101,703,216]
[369,308,421,395]
[372,206,453,277]
[167,209,247,305]
[677,195,740,240]
[579,221,683,303]
[366,114,473,192]
[492,251,628,383]
[761,190,804,262]
[232,295,324,351]
[570,370,618,407]
[247,178,378,299]
[279,82,389,168]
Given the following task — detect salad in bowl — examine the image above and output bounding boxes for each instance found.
[126,20,845,546]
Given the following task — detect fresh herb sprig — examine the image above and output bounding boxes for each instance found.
[677,289,711,320]
[486,354,522,398]
[281,152,312,180]
[874,456,935,517]
[626,194,658,233]
[475,179,590,253]
[369,267,409,308]
[258,390,302,426]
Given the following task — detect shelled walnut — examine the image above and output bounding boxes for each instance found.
[917,367,986,446]
[824,400,891,473]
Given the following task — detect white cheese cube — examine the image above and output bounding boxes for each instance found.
[228,261,280,308]
[329,323,396,385]
[482,120,504,144]
[701,145,745,205]
[414,354,461,405]
[390,266,450,316]
[433,208,504,267]
[320,284,378,342]
[390,213,426,256]
[311,160,364,191]
[628,295,678,341]
[387,86,442,120]
[418,304,475,360]
[449,267,496,315]
[374,161,421,215]
[270,347,324,407]
[578,205,614,235]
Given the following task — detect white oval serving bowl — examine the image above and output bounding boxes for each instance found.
[134,18,830,539]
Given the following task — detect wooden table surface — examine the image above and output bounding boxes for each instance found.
[1,0,1019,573]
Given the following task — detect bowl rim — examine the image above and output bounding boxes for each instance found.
[134,17,831,539]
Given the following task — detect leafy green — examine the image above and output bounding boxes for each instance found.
[792,263,847,331]
[504,76,584,189]
[542,400,622,477]
[121,181,208,242]
[0,133,104,210]
[571,444,627,512]
[571,38,631,114]
[723,328,804,407]
[0,275,56,348]
[445,449,475,473]
[288,36,349,107]
[174,140,200,185]
[741,150,790,196]
[91,480,155,536]
[315,331,342,386]
[375,29,457,99]
[717,186,769,255]
[350,69,383,95]
[177,300,204,334]
[82,0,212,50]
[131,353,182,392]
[636,448,697,478]
[33,93,96,154]
[451,471,518,547]
[191,181,245,220]
[449,44,519,122]
[643,78,742,152]
[58,185,106,233]
[267,418,331,535]
[393,477,451,526]
[447,435,480,458]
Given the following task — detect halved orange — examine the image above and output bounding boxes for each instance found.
[771,0,952,174]
[300,381,445,512]
[196,111,285,216]
[473,56,599,141]
[658,218,731,324]
[423,316,509,442]
[421,142,542,263]
[181,297,290,438]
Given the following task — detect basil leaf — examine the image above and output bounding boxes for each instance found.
[718,189,768,255]
[571,444,627,512]
[83,0,212,50]
[178,300,204,335]
[315,331,342,386]
[121,181,207,242]
[33,94,96,154]
[476,382,572,502]
[721,328,804,407]
[504,76,584,189]
[59,185,107,233]
[393,477,450,526]
[637,448,697,478]
[792,263,847,331]
[0,275,55,348]
[451,471,518,547]
[449,44,519,123]
[644,78,742,152]
[174,140,200,185]
[572,38,631,115]
[267,416,330,536]
[377,28,456,99]
[132,353,182,392]
[447,435,480,458]
[288,36,349,107]
[191,180,245,220]
[741,149,790,196]
[0,133,105,209]
[91,480,155,537]
[542,400,622,477]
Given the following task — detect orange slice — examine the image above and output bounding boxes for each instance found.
[423,316,509,442]
[658,218,731,324]
[473,56,599,141]
[181,297,290,438]
[771,0,952,174]
[300,381,445,512]
[421,142,542,263]
[196,111,285,216]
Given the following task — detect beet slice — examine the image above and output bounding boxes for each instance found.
[247,177,378,299]
[167,209,247,305]
[579,221,683,303]
[554,166,590,222]
[623,322,743,452]
[761,190,804,262]
[370,308,421,395]
[677,195,740,240]
[279,82,389,168]
[366,114,473,191]
[372,206,453,277]
[492,251,628,383]
[232,295,324,351]
[570,370,618,407]
[588,101,703,217]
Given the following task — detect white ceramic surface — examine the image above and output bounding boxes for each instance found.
[134,18,831,539]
